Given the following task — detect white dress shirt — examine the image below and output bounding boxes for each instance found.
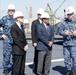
[16,22,21,29]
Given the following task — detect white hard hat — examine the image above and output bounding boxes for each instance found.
[37,8,44,15]
[41,12,50,19]
[66,6,75,14]
[8,4,15,10]
[14,11,24,18]
[24,19,29,24]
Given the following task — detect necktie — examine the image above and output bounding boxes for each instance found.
[21,25,24,32]
[21,25,24,30]
[46,26,50,36]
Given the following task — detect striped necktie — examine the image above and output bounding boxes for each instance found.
[46,26,50,36]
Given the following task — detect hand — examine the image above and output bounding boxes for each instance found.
[33,43,37,47]
[48,42,53,47]
[2,34,8,39]
[24,45,28,51]
[65,30,73,36]
[73,30,76,36]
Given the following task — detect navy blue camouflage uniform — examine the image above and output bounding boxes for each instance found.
[0,15,15,72]
[59,18,76,71]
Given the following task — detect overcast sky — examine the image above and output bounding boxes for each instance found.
[0,0,76,19]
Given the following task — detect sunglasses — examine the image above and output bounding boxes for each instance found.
[67,13,74,16]
[8,10,15,12]
[38,14,41,16]
[18,17,24,18]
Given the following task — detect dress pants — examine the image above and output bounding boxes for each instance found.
[33,47,38,73]
[12,54,26,75]
[37,50,52,75]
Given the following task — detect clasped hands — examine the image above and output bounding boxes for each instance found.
[65,30,76,36]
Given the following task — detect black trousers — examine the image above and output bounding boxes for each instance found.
[37,50,52,75]
[12,54,26,75]
[33,47,38,73]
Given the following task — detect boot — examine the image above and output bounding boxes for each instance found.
[3,70,9,75]
[73,71,76,75]
[66,70,73,75]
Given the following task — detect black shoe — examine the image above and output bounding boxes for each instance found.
[33,69,37,74]
[66,71,73,75]
[3,70,9,75]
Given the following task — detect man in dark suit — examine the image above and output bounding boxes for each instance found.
[36,12,54,75]
[31,8,44,74]
[11,11,28,75]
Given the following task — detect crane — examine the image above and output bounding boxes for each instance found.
[45,0,66,25]
[54,0,66,14]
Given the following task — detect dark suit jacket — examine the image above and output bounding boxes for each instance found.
[11,23,28,55]
[36,23,54,51]
[31,19,40,43]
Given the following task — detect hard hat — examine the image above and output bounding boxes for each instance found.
[66,6,75,14]
[24,19,29,24]
[14,11,24,18]
[8,4,15,10]
[37,8,44,15]
[41,12,50,19]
